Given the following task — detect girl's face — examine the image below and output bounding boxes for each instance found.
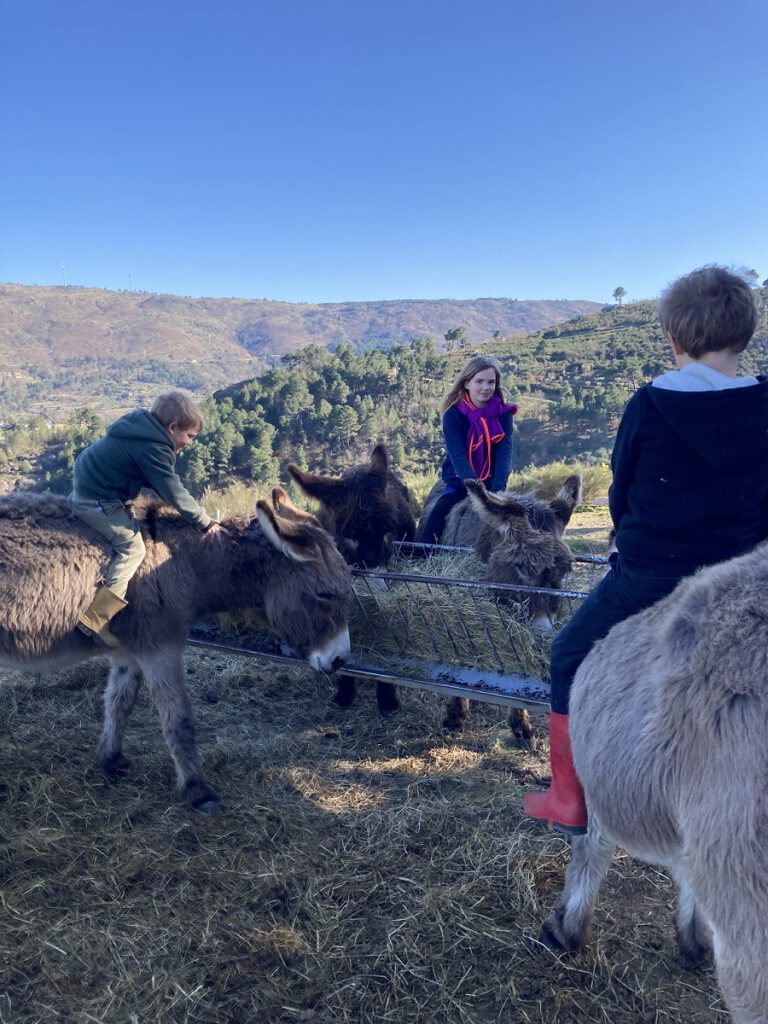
[465,369,497,408]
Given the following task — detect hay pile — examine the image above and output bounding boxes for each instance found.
[1,649,723,1024]
[350,551,553,682]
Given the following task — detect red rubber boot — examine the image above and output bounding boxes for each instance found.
[523,711,588,835]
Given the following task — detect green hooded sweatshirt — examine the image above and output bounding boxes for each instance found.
[73,410,212,531]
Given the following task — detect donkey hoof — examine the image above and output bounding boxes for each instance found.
[540,909,584,953]
[540,917,567,952]
[676,921,712,969]
[509,710,538,751]
[182,780,221,815]
[511,726,539,752]
[101,752,132,778]
[441,717,465,733]
[376,684,400,716]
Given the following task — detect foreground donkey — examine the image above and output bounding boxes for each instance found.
[540,547,768,1024]
[0,491,352,813]
[419,475,582,737]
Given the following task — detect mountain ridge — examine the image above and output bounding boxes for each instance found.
[0,282,601,418]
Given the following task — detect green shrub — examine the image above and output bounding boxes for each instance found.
[506,461,611,503]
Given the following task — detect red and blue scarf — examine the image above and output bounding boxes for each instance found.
[457,393,518,481]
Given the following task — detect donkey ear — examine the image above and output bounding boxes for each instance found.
[464,479,528,528]
[369,443,389,477]
[271,485,322,527]
[550,473,583,529]
[256,501,315,562]
[287,464,345,505]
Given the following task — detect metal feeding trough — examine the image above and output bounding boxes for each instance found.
[189,542,608,713]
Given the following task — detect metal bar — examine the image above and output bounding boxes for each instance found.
[376,577,417,648]
[339,663,550,711]
[350,580,379,635]
[402,579,443,659]
[187,638,550,711]
[395,540,609,566]
[443,581,475,647]
[421,580,464,661]
[467,585,506,672]
[355,575,405,652]
[188,637,298,665]
[490,596,527,676]
[353,568,591,600]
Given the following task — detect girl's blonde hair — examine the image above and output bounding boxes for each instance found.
[441,355,505,413]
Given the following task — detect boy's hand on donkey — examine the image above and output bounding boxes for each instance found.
[203,522,232,544]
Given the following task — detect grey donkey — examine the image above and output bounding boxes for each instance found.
[540,545,768,1024]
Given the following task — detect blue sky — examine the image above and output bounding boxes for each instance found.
[1,0,766,304]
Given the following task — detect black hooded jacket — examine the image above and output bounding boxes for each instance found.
[609,379,768,575]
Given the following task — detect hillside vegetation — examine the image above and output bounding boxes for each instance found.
[3,289,766,498]
[179,287,768,494]
[0,283,599,420]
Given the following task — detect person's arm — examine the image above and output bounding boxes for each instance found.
[442,407,476,480]
[489,411,514,491]
[136,445,213,530]
[609,389,645,531]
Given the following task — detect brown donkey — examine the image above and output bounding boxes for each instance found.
[540,547,768,1024]
[287,442,416,569]
[288,442,416,715]
[0,490,352,813]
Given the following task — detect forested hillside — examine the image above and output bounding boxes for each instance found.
[175,288,768,491]
[0,283,599,419]
[4,290,766,497]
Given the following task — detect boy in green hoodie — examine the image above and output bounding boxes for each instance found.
[69,390,227,647]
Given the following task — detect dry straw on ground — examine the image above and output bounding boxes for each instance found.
[1,634,724,1023]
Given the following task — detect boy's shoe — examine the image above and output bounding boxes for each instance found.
[523,711,588,835]
[77,586,128,649]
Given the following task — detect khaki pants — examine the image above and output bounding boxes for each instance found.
[69,493,146,600]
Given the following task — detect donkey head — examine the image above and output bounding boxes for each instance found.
[287,444,405,568]
[238,490,353,671]
[464,474,582,629]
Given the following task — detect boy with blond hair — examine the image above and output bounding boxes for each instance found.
[524,266,768,833]
[70,390,227,647]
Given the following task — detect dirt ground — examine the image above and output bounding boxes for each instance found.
[0,643,725,1024]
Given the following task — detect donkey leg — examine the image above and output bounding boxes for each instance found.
[139,648,220,814]
[508,708,538,751]
[376,682,400,716]
[333,673,357,708]
[442,697,469,731]
[96,657,144,776]
[540,820,616,952]
[669,862,712,967]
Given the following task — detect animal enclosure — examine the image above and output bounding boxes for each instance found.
[192,542,609,712]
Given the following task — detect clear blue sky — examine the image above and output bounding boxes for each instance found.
[2,0,766,304]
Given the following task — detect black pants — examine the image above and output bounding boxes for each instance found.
[419,482,466,544]
[549,555,683,714]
